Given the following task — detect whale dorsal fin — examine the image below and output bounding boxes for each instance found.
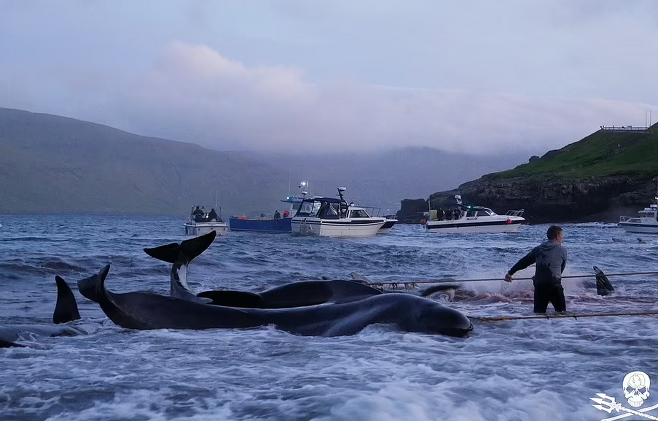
[53,276,81,324]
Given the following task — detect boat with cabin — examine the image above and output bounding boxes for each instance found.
[184,205,229,236]
[618,179,658,234]
[424,194,525,233]
[291,187,386,238]
[361,206,398,234]
[229,182,312,233]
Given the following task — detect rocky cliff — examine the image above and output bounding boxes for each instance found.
[397,123,658,224]
[453,175,656,224]
[398,175,656,224]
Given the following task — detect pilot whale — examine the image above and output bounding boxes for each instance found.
[78,259,473,338]
[0,276,83,348]
[143,231,386,308]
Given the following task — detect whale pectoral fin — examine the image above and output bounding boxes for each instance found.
[144,231,216,264]
[53,276,81,324]
[593,266,615,296]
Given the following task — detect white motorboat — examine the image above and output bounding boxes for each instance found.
[378,217,398,234]
[618,180,658,234]
[291,187,385,238]
[425,195,525,234]
[362,206,398,234]
[184,205,229,236]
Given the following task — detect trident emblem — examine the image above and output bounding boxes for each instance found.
[591,371,658,421]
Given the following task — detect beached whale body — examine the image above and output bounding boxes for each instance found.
[78,264,472,337]
[0,276,83,348]
[80,232,473,337]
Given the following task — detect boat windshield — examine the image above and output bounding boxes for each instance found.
[296,200,321,217]
[348,209,371,218]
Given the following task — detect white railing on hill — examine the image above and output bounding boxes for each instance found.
[600,125,649,132]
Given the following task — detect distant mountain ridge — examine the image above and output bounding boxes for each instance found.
[0,107,528,216]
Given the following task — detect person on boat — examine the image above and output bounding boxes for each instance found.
[273,210,281,220]
[193,206,205,222]
[207,208,219,221]
[504,225,568,313]
[437,208,445,221]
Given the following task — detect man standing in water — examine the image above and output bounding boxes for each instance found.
[504,225,568,313]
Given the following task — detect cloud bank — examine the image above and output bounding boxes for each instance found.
[90,42,647,155]
[0,1,656,156]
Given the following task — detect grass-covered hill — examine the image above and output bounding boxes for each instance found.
[490,123,658,180]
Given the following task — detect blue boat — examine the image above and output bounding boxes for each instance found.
[229,192,308,233]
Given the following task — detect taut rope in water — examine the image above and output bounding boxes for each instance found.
[366,270,658,287]
[474,310,658,322]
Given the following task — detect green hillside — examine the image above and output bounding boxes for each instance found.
[489,123,658,180]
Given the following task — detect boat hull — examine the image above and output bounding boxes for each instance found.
[229,217,292,233]
[184,222,229,236]
[291,218,385,238]
[378,219,397,234]
[618,222,658,234]
[425,219,523,234]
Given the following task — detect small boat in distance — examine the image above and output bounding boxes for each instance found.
[619,179,658,234]
[424,194,525,234]
[291,187,386,238]
[184,205,229,236]
[229,182,311,233]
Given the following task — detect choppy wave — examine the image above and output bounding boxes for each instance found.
[1,215,658,420]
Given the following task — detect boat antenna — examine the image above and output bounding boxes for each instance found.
[337,186,346,202]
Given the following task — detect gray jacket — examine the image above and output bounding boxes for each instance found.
[509,240,567,286]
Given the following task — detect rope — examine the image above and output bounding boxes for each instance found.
[366,270,658,287]
[474,310,658,322]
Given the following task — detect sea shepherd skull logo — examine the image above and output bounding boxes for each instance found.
[591,371,658,420]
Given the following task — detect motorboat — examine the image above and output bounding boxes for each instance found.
[362,206,398,234]
[291,187,386,238]
[184,205,229,236]
[229,184,310,233]
[618,180,658,234]
[424,194,525,234]
[378,217,398,234]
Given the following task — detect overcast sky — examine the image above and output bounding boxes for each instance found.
[0,0,656,155]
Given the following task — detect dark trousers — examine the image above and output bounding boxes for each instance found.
[533,283,566,313]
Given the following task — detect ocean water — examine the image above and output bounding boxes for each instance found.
[1,214,658,421]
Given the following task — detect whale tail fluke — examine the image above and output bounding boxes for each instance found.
[77,265,111,303]
[144,231,216,265]
[593,266,615,296]
[53,276,81,324]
